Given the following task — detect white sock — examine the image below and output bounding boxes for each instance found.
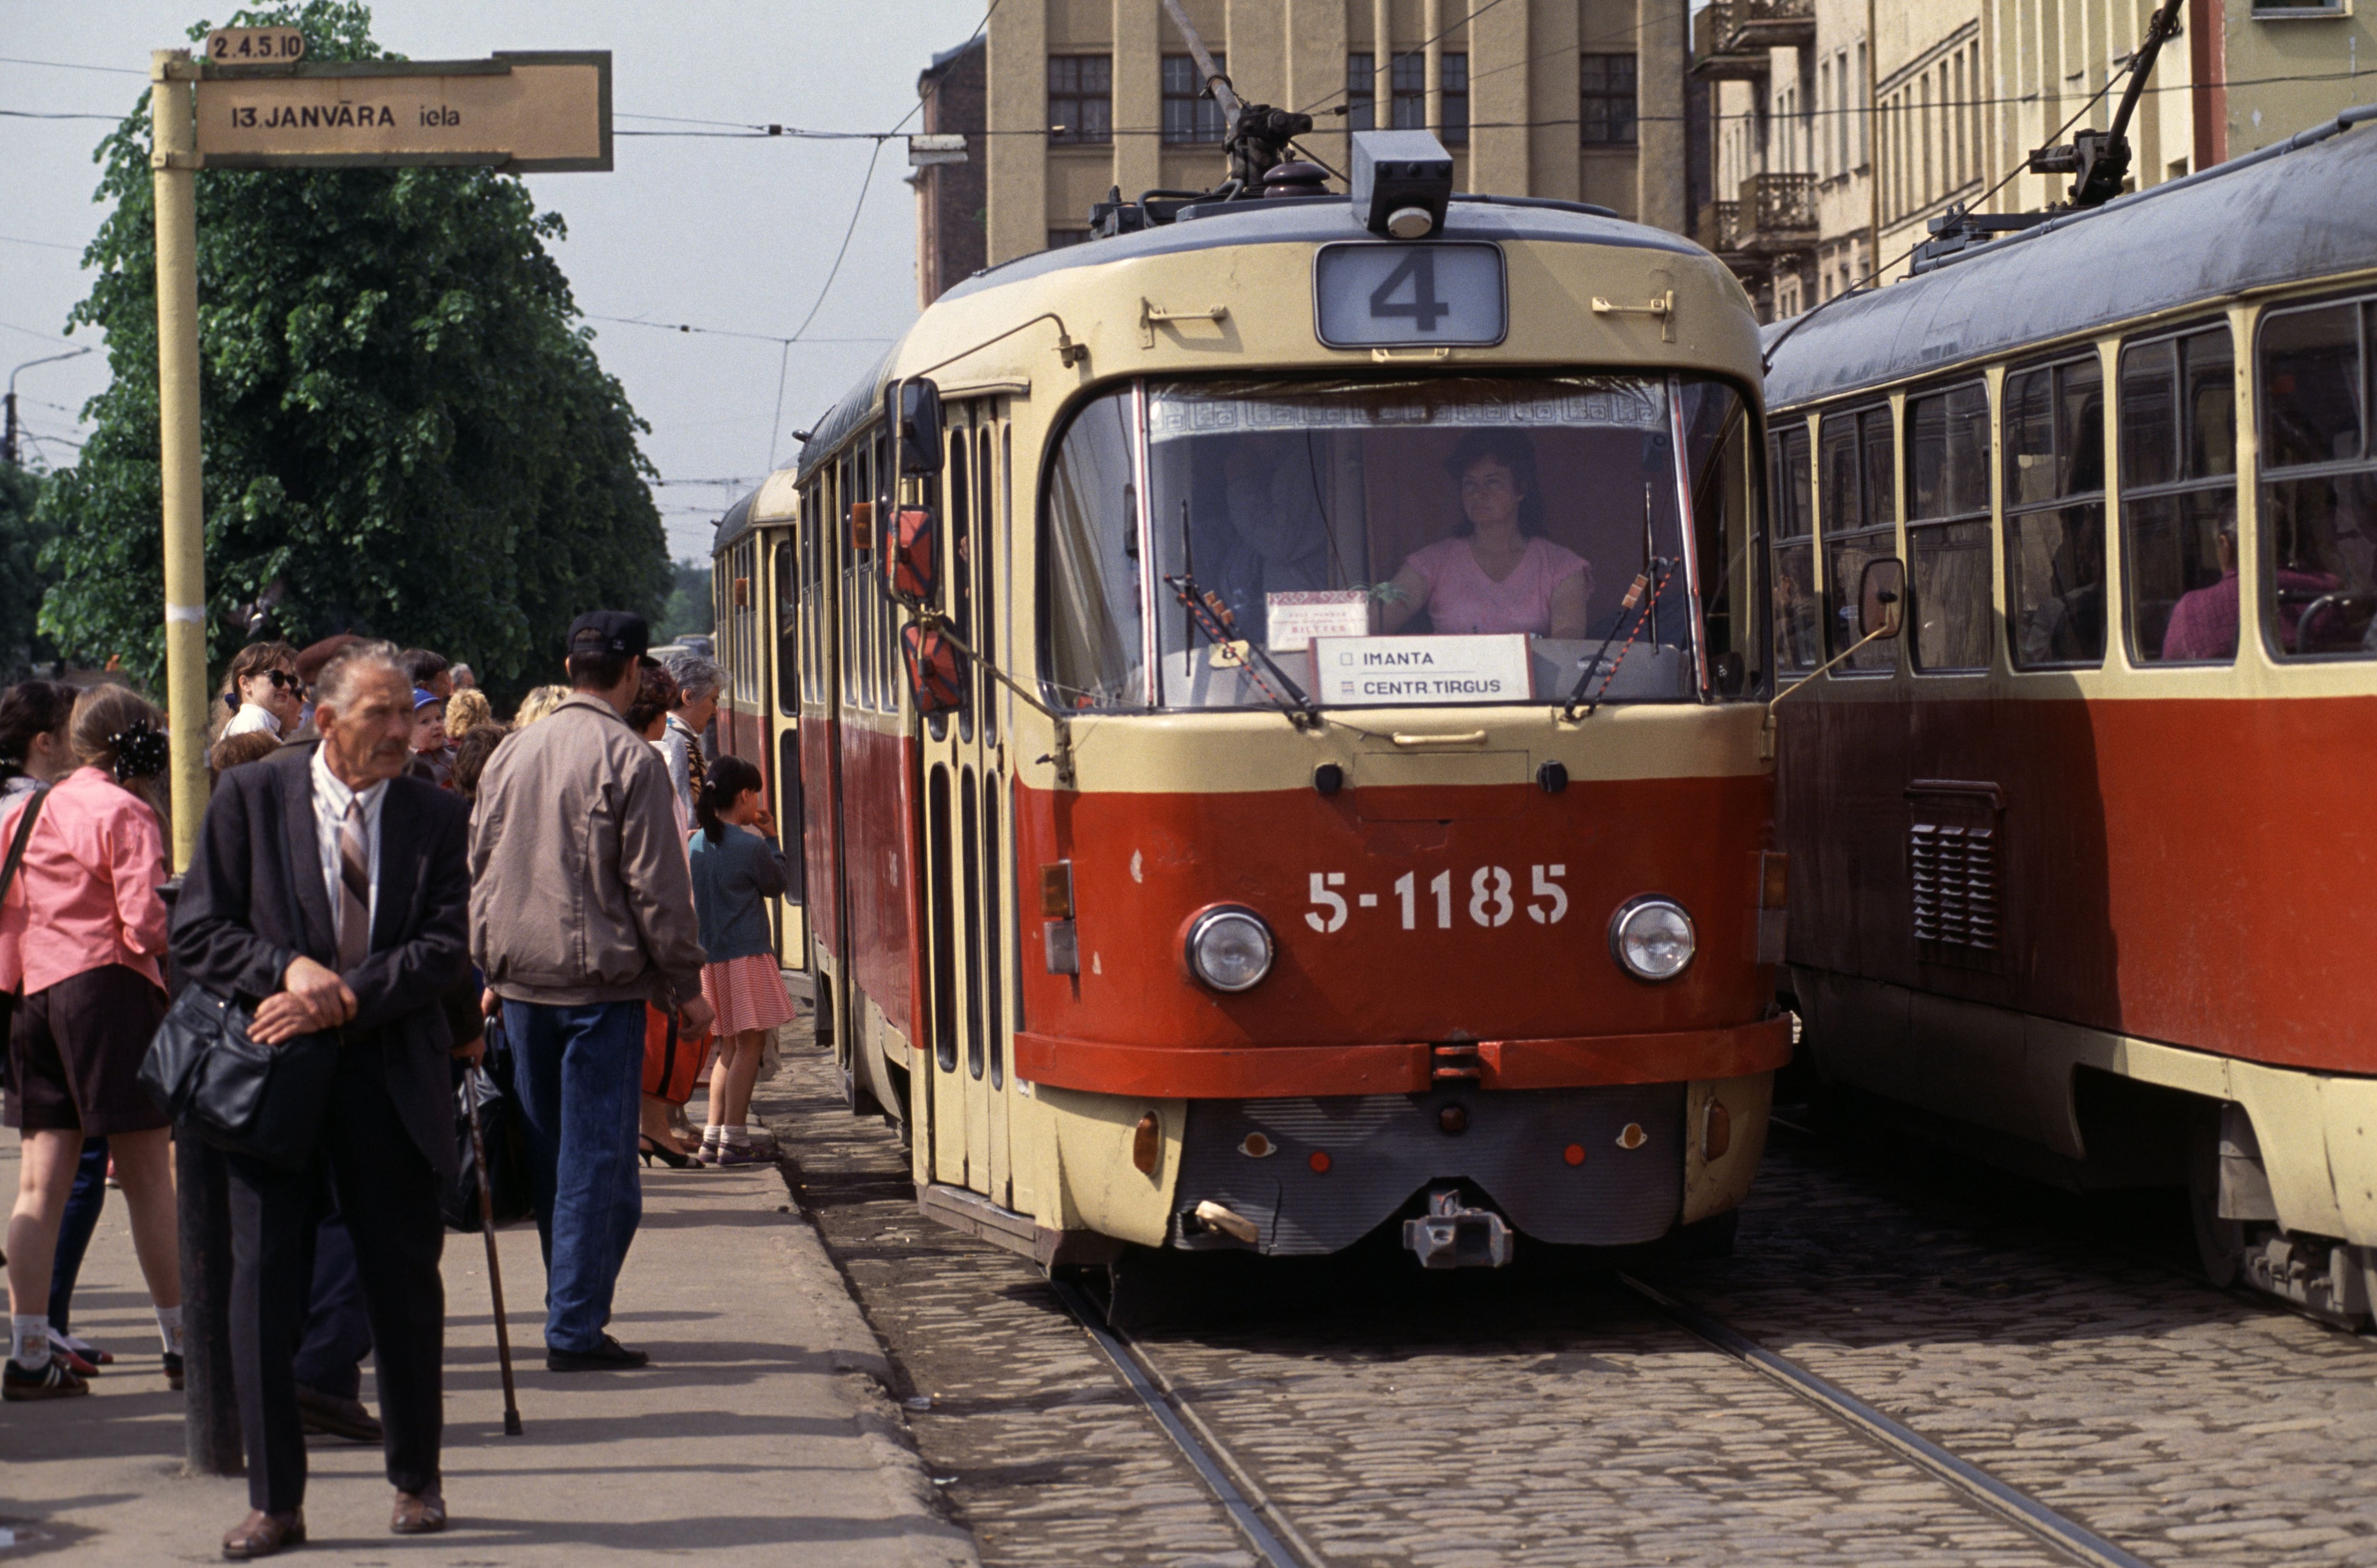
[702,1125,721,1144]
[11,1314,50,1369]
[723,1125,749,1146]
[156,1304,184,1356]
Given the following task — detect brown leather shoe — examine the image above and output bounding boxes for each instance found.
[390,1489,446,1535]
[221,1509,305,1559]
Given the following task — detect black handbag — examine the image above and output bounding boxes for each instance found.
[140,985,340,1170]
[440,1010,534,1231]
[138,784,341,1169]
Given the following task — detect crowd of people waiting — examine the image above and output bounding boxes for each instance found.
[0,613,797,1558]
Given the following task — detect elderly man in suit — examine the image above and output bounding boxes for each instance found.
[173,640,479,1559]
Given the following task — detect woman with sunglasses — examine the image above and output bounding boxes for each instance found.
[219,643,303,741]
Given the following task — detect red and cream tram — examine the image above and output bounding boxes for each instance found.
[1766,108,2377,1321]
[715,129,1788,1271]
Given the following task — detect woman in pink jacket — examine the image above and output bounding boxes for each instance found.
[1,686,184,1401]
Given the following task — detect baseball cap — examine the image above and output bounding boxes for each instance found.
[411,687,442,711]
[566,610,658,668]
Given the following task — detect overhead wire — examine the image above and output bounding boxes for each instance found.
[1759,38,2142,366]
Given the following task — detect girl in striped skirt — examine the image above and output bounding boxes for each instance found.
[687,756,794,1166]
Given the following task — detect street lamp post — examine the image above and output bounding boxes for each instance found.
[3,348,92,469]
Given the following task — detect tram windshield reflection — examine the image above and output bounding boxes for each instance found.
[1042,375,1752,711]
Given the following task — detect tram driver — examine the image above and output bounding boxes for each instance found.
[1374,430,1594,639]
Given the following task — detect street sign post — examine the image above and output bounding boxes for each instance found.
[146,42,609,1480]
[148,46,611,874]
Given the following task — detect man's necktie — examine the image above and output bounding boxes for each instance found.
[337,797,370,972]
[684,726,706,808]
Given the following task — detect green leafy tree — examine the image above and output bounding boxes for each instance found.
[656,558,714,643]
[0,464,58,680]
[37,0,669,703]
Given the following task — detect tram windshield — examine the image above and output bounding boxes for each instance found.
[1043,375,1758,712]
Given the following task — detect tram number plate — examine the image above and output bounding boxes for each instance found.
[1313,241,1507,348]
[1306,866,1568,933]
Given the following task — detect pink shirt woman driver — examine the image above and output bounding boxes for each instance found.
[1379,429,1592,638]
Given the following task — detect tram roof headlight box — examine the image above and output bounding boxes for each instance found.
[1610,897,1696,982]
[1186,906,1275,993]
[1350,129,1453,240]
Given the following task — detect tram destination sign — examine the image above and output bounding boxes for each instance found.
[192,51,610,172]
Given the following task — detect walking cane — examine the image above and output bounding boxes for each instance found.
[464,1061,524,1437]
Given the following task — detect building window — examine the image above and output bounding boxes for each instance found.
[1347,52,1376,131]
[1162,53,1226,144]
[1581,54,1638,146]
[1048,55,1111,145]
[1441,53,1469,144]
[1391,52,1427,128]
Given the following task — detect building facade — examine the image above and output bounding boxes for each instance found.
[914,0,1698,301]
[1698,0,2371,317]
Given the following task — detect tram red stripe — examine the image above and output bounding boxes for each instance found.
[1014,1016,1790,1098]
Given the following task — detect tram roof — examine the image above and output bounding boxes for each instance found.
[782,194,1705,489]
[1764,106,2377,409]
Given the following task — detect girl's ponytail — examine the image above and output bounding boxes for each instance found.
[696,754,762,846]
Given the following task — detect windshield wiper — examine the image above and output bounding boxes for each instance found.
[1563,557,1674,720]
[1163,571,1324,730]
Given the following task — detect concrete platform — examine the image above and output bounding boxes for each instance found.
[0,1125,976,1567]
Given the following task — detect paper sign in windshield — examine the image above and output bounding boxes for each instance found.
[1314,634,1534,705]
[1266,589,1370,650]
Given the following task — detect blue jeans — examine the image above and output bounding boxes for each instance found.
[503,1000,644,1354]
[48,1137,109,1334]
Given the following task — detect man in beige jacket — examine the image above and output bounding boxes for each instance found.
[469,611,713,1372]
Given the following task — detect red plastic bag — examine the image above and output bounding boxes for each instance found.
[643,1004,711,1104]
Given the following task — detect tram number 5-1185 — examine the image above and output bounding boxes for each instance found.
[1306,866,1568,933]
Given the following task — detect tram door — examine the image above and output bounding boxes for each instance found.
[917,399,1015,1205]
[766,530,808,969]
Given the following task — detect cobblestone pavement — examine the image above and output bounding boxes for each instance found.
[758,1031,2377,1568]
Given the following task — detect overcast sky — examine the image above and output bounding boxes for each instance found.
[2,0,986,561]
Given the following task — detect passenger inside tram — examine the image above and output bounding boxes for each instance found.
[1043,376,1755,710]
[1372,430,1594,640]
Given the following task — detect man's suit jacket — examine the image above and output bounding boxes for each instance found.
[171,742,474,1177]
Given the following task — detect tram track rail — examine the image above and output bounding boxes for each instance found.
[1055,1266,2157,1568]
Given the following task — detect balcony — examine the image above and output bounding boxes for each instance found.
[1729,0,1817,51]
[1695,200,1743,256]
[1736,172,1818,256]
[1690,2,1772,80]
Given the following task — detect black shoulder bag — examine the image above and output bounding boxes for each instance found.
[0,786,52,1090]
[139,779,342,1169]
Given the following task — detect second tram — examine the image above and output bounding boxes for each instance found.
[1766,107,2377,1322]
[715,130,1788,1270]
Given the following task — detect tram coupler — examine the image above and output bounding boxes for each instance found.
[1402,1188,1515,1270]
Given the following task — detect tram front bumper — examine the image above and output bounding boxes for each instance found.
[1169,1081,1685,1256]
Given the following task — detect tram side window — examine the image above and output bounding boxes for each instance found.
[2120,325,2238,663]
[976,426,1000,743]
[1041,389,1147,708]
[1904,381,1992,672]
[1818,404,1896,672]
[774,538,799,715]
[1680,378,1764,695]
[839,457,859,706]
[2002,355,2107,668]
[1770,425,1817,671]
[2259,298,2377,658]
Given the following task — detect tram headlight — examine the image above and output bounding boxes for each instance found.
[1609,896,1696,982]
[1185,906,1275,993]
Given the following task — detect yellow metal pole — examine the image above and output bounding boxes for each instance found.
[151,50,208,871]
